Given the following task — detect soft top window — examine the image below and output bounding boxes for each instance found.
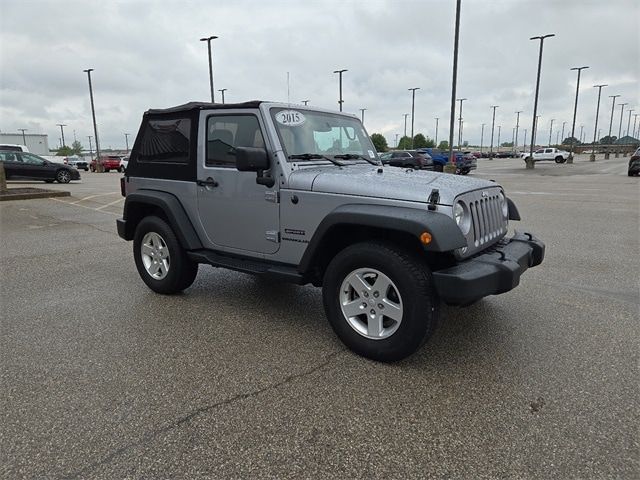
[138,118,191,164]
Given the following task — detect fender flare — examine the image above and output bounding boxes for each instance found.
[121,190,203,250]
[298,204,466,273]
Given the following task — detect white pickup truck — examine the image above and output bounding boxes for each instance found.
[521,147,569,163]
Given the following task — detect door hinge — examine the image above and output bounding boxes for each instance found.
[266,230,280,243]
[265,191,279,203]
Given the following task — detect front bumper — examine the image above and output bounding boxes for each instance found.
[432,231,545,306]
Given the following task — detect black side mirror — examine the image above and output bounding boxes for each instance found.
[236,147,269,172]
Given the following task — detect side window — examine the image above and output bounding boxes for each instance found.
[545,149,553,153]
[206,115,265,167]
[138,118,190,164]
[535,149,544,154]
[0,152,18,162]
[20,153,45,165]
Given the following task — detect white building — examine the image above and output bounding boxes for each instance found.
[0,133,50,155]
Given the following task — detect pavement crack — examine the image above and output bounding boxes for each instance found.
[61,349,344,479]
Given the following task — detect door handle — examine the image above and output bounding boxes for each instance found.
[197,177,219,187]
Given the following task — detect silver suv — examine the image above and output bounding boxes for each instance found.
[117,101,544,361]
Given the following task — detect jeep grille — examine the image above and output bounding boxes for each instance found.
[458,188,508,257]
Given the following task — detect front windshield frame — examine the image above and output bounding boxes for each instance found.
[269,107,379,163]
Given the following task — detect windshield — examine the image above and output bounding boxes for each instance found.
[270,107,378,162]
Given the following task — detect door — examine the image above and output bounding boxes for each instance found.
[196,111,280,254]
[533,149,545,161]
[0,151,20,178]
[18,153,52,179]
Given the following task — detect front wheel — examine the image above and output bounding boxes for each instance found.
[56,169,71,183]
[322,242,439,362]
[133,216,198,294]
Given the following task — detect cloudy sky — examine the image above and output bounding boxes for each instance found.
[1,0,638,151]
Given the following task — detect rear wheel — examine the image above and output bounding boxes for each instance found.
[322,242,439,362]
[133,216,198,294]
[555,156,565,163]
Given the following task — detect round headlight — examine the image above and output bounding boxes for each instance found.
[499,192,508,218]
[454,201,471,234]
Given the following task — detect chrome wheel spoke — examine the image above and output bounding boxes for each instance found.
[371,274,391,296]
[382,298,403,322]
[141,244,154,257]
[367,313,384,337]
[141,231,170,280]
[346,272,371,293]
[342,299,365,318]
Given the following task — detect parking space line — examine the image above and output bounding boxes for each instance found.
[70,192,121,204]
[50,197,120,216]
[95,198,125,210]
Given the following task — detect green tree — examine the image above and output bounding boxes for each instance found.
[424,137,436,148]
[71,140,83,155]
[501,141,514,147]
[599,135,616,144]
[370,133,388,152]
[413,133,428,149]
[562,136,580,145]
[56,145,74,156]
[437,140,449,150]
[397,135,412,149]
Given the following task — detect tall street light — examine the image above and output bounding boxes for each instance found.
[608,95,620,139]
[579,124,584,144]
[447,0,462,171]
[633,114,639,139]
[360,108,366,124]
[57,124,67,147]
[548,119,555,146]
[523,128,528,149]
[218,88,227,104]
[333,69,348,111]
[489,105,498,158]
[561,121,566,143]
[568,66,589,163]
[408,87,420,148]
[434,117,439,145]
[124,133,131,153]
[514,111,522,153]
[527,33,555,169]
[626,109,634,137]
[84,68,101,170]
[18,128,27,146]
[457,98,467,151]
[497,125,502,152]
[480,123,485,154]
[618,102,628,138]
[403,114,409,138]
[590,84,607,161]
[87,136,93,159]
[200,35,218,103]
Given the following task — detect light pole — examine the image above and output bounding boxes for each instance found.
[579,125,584,144]
[124,133,131,153]
[480,123,485,153]
[489,105,498,158]
[514,111,522,153]
[218,88,227,104]
[434,117,439,146]
[568,66,589,163]
[561,121,566,144]
[83,68,102,171]
[633,114,639,139]
[18,128,27,146]
[523,129,528,150]
[360,108,366,124]
[87,136,93,160]
[457,98,467,151]
[590,84,607,161]
[333,69,348,111]
[57,124,67,147]
[408,87,420,148]
[527,33,555,169]
[497,125,501,152]
[511,127,515,150]
[395,134,399,148]
[616,102,628,157]
[403,114,409,138]
[301,100,309,106]
[608,95,620,140]
[200,35,218,103]
[446,0,462,171]
[556,131,560,145]
[548,119,555,146]
[626,109,634,137]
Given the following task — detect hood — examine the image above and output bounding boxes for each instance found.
[287,164,497,205]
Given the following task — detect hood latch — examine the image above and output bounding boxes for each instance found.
[428,188,439,211]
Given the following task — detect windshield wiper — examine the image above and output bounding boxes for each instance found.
[334,153,379,166]
[288,153,345,166]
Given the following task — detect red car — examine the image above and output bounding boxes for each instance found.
[90,155,124,172]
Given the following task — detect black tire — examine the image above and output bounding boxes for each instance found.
[84,167,89,171]
[322,242,439,362]
[555,156,564,163]
[118,167,124,173]
[105,168,110,173]
[56,169,71,183]
[133,216,198,294]
[434,164,444,172]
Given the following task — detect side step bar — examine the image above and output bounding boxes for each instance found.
[187,250,306,284]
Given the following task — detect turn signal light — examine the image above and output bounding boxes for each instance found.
[420,232,432,245]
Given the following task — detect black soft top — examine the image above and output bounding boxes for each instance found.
[146,101,265,115]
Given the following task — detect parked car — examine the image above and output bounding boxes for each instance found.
[521,147,569,163]
[454,152,477,175]
[0,144,29,152]
[120,156,129,172]
[91,155,124,172]
[0,150,80,183]
[417,148,476,174]
[628,147,640,176]
[386,150,434,170]
[64,156,89,171]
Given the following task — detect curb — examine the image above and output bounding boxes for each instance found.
[0,189,71,202]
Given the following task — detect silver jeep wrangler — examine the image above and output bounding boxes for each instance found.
[117,101,544,362]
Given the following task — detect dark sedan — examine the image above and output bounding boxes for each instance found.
[0,150,81,183]
[383,150,434,170]
[628,147,640,177]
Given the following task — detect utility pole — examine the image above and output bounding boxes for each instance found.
[218,88,227,104]
[408,87,420,148]
[590,84,607,161]
[548,119,555,146]
[57,124,67,147]
[434,117,439,145]
[124,133,131,153]
[457,98,467,151]
[514,111,522,153]
[489,105,498,158]
[580,125,584,144]
[395,133,399,148]
[200,35,218,102]
[561,121,566,144]
[523,129,528,150]
[18,128,27,146]
[480,123,485,154]
[333,69,348,111]
[568,66,589,163]
[446,0,462,172]
[83,68,102,171]
[527,33,555,169]
[87,136,93,160]
[403,114,409,138]
[497,125,501,152]
[360,108,366,124]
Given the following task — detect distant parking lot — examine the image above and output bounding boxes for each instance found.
[1,154,638,478]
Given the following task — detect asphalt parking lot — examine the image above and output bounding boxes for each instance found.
[1,154,638,479]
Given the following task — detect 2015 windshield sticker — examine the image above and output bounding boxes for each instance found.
[275,110,306,127]
[368,150,375,158]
